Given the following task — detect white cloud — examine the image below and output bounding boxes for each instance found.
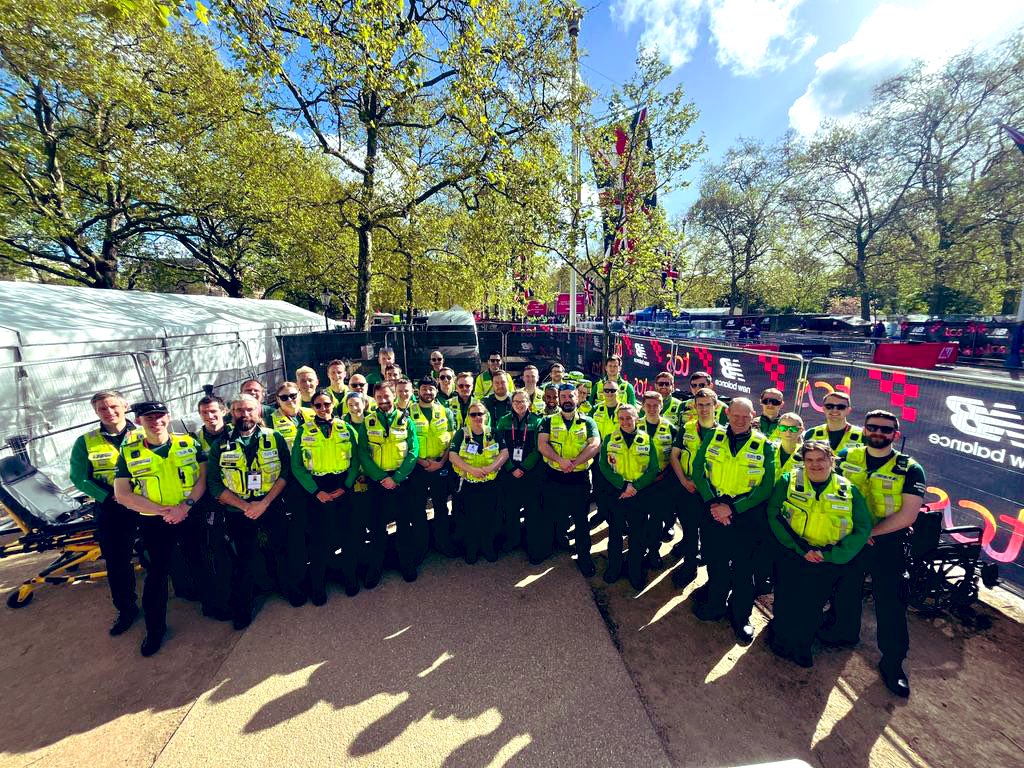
[789,0,1024,135]
[610,0,814,74]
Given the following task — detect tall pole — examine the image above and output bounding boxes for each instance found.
[1005,283,1024,368]
[567,6,582,332]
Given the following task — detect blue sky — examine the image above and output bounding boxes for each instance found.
[577,0,1024,216]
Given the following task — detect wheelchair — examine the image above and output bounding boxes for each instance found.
[903,508,1000,627]
[0,454,139,608]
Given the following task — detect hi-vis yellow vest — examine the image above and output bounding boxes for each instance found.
[643,417,674,471]
[270,407,315,450]
[704,427,767,497]
[84,427,139,486]
[839,447,911,523]
[605,429,652,483]
[781,469,855,547]
[410,403,453,460]
[121,434,201,510]
[661,397,684,425]
[591,402,619,439]
[678,419,712,478]
[683,400,726,425]
[454,430,501,483]
[219,429,282,499]
[777,445,803,476]
[364,410,410,472]
[544,415,593,471]
[299,419,354,475]
[808,423,863,453]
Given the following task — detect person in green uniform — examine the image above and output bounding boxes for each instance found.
[241,378,275,425]
[295,366,321,408]
[435,367,456,403]
[483,371,513,425]
[113,401,205,656]
[832,409,927,698]
[69,390,140,636]
[758,388,785,439]
[473,352,514,399]
[540,384,560,416]
[668,387,719,586]
[292,389,360,603]
[408,378,457,557]
[268,381,315,452]
[588,355,636,407]
[680,371,729,425]
[206,394,292,628]
[654,372,684,426]
[537,385,601,577]
[326,359,350,415]
[599,405,661,590]
[521,365,544,413]
[767,441,871,668]
[589,380,622,532]
[394,378,415,416]
[774,412,805,476]
[691,397,776,645]
[638,390,677,570]
[449,402,509,563]
[356,382,421,583]
[342,391,373,581]
[363,346,396,389]
[495,389,542,558]
[450,372,476,428]
[575,380,593,415]
[541,362,566,389]
[803,390,862,453]
[427,350,445,381]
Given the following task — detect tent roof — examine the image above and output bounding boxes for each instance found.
[426,306,475,327]
[0,281,328,347]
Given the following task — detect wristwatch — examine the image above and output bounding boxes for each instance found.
[184,498,195,507]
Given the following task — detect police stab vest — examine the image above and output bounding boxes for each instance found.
[605,429,652,483]
[781,469,855,548]
[270,407,315,450]
[84,427,139,487]
[544,414,593,471]
[364,410,410,472]
[410,403,453,460]
[704,427,767,497]
[840,447,912,523]
[808,423,863,453]
[219,429,283,499]
[299,419,354,476]
[454,429,501,483]
[121,434,201,510]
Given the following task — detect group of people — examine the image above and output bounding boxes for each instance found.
[69,347,926,699]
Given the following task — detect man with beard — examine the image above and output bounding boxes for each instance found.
[483,370,513,425]
[207,394,292,628]
[832,410,926,698]
[409,378,457,556]
[537,385,601,577]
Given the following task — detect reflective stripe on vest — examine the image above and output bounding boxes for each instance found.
[364,411,410,472]
[122,434,200,510]
[781,469,855,547]
[704,428,767,497]
[591,402,619,439]
[219,430,282,499]
[299,420,354,476]
[410,404,453,460]
[454,430,501,483]
[605,429,652,483]
[643,418,674,471]
[544,415,593,471]
[809,423,863,453]
[678,420,709,478]
[271,407,315,449]
[839,447,907,522]
[662,397,683,425]
[84,427,138,487]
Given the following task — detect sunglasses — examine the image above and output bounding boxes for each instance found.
[489,359,502,363]
[761,398,782,406]
[312,402,333,410]
[351,383,366,388]
[690,381,709,388]
[865,424,896,434]
[823,403,848,411]
[278,393,298,401]
[656,381,672,387]
[776,424,801,433]
[603,388,617,394]
[430,357,443,362]
[457,383,472,389]
[469,412,486,418]
[439,375,453,380]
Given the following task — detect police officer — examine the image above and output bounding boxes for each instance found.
[691,397,775,645]
[292,389,360,603]
[207,394,292,628]
[409,378,456,556]
[484,370,513,425]
[758,388,785,439]
[830,410,927,698]
[668,387,719,586]
[357,382,421,583]
[767,441,871,667]
[241,378,275,425]
[589,355,636,407]
[654,372,684,426]
[495,389,543,558]
[69,390,140,636]
[537,385,601,577]
[599,405,660,590]
[449,402,509,563]
[473,352,514,399]
[113,402,205,656]
[804,391,862,453]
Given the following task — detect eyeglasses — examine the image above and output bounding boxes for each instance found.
[430,357,443,362]
[864,423,896,434]
[278,393,298,401]
[457,383,472,389]
[489,358,502,363]
[823,403,848,411]
[690,381,709,389]
[761,398,783,406]
[312,402,333,410]
[603,388,617,394]
[776,424,801,433]
[469,412,486,418]
[439,375,453,380]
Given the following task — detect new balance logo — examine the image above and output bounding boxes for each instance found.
[947,396,1024,449]
[634,343,648,361]
[719,357,745,382]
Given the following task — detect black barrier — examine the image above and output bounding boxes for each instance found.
[278,330,375,383]
[902,319,1024,365]
[802,359,1024,594]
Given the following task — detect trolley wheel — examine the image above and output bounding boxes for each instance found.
[7,589,33,609]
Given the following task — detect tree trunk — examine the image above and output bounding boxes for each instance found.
[1001,222,1019,315]
[856,245,870,321]
[355,93,379,330]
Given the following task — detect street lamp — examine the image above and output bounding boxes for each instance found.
[321,289,331,332]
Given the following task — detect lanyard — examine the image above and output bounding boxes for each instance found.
[510,413,528,447]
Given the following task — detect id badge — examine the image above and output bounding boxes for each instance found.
[466,442,480,455]
[247,472,262,491]
[512,447,524,462]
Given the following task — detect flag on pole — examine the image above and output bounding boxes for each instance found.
[1002,124,1024,156]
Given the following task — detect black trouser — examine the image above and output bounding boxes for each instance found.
[544,469,593,571]
[224,499,290,622]
[409,464,454,556]
[524,470,556,563]
[280,485,309,597]
[831,531,909,664]
[606,485,655,586]
[676,488,702,570]
[366,479,419,580]
[591,467,616,530]
[137,514,177,638]
[171,500,231,613]
[95,498,138,615]
[702,503,763,625]
[644,476,673,554]
[457,479,499,563]
[773,549,846,657]
[302,487,344,598]
[501,469,541,553]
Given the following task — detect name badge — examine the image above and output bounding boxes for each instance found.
[512,447,524,462]
[465,442,480,455]
[247,472,262,490]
